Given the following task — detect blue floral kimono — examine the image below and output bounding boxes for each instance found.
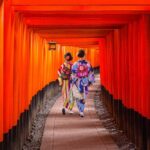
[71,60,95,113]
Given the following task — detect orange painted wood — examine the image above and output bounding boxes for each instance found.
[4,0,14,133]
[12,0,150,6]
[99,15,150,119]
[0,1,3,142]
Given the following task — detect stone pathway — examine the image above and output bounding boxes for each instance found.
[41,75,119,150]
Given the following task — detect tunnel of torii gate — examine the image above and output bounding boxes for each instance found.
[0,0,150,149]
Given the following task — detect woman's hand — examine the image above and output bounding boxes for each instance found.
[58,77,62,86]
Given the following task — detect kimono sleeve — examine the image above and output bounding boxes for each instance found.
[71,62,78,84]
[87,62,95,84]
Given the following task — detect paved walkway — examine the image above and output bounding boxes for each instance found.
[41,75,119,150]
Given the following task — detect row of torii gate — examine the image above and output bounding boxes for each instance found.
[0,0,150,149]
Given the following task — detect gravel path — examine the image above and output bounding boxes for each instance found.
[22,74,136,150]
[22,94,61,150]
[94,92,136,150]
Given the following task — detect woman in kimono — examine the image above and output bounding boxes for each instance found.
[58,52,74,115]
[71,50,95,117]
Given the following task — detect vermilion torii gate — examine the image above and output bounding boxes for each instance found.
[0,0,150,149]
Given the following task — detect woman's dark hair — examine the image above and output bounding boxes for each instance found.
[64,52,73,61]
[77,49,85,58]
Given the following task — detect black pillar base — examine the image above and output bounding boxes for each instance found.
[1,80,60,150]
[100,86,150,150]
